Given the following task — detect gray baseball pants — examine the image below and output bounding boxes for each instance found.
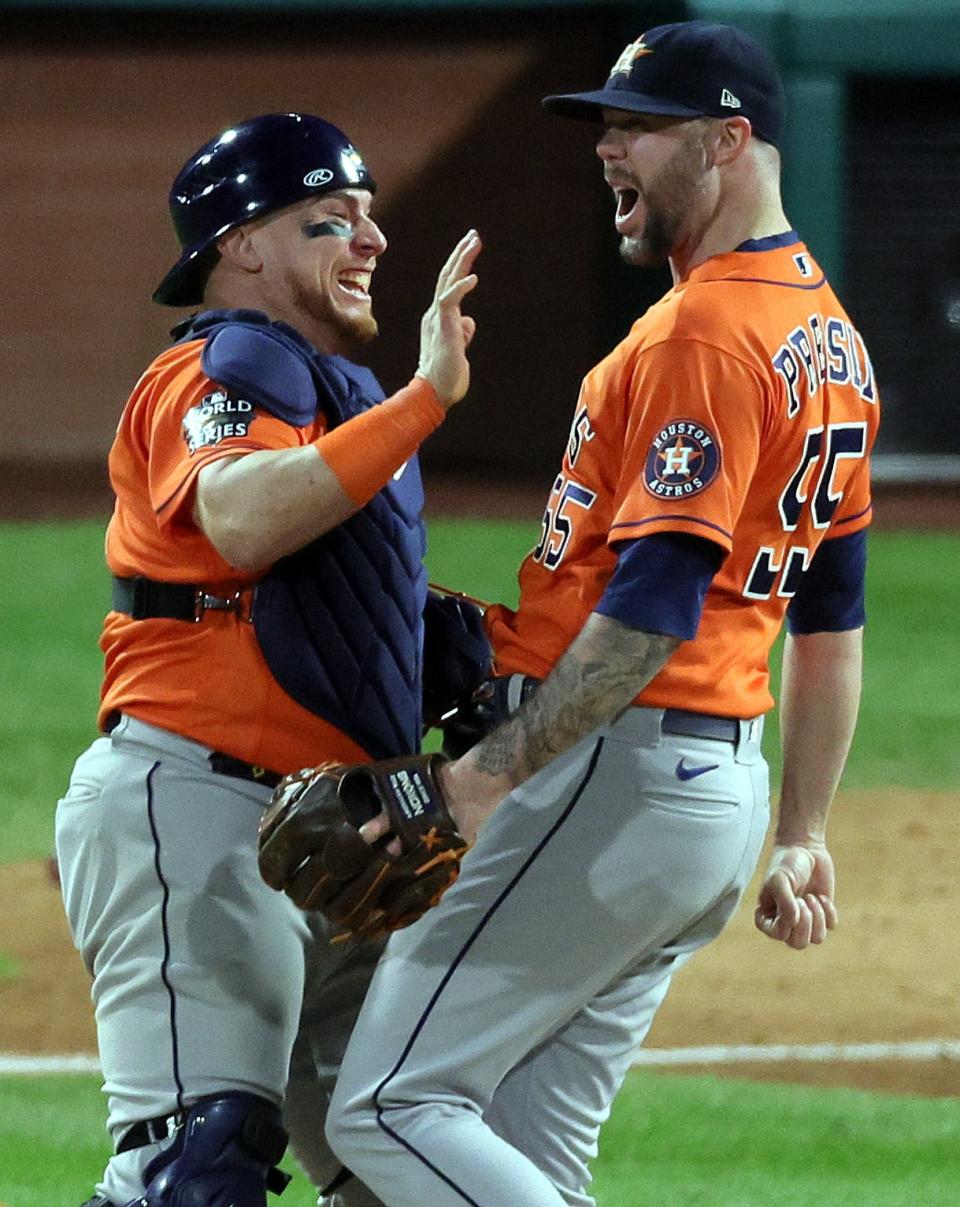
[327,706,770,1206]
[55,714,383,1206]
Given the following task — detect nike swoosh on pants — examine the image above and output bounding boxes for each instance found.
[675,759,719,781]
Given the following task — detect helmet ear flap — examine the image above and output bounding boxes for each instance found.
[154,242,222,309]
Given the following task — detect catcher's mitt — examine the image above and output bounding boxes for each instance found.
[257,754,468,943]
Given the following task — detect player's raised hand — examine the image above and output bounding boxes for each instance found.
[754,843,837,950]
[415,230,481,410]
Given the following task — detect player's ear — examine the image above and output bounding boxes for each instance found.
[713,116,753,166]
[217,223,265,274]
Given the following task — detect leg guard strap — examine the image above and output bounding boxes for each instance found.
[120,1092,291,1205]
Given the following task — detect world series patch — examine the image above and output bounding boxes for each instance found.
[643,419,721,499]
[182,390,257,456]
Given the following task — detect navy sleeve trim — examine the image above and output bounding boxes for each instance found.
[609,514,733,543]
[596,532,724,640]
[787,528,867,635]
[832,504,872,528]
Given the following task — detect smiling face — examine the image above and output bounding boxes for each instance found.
[221,188,388,355]
[596,109,718,269]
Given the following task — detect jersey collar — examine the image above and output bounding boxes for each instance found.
[679,231,809,288]
[734,229,800,253]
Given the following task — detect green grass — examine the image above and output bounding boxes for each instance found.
[425,517,537,608]
[0,952,21,982]
[855,532,960,788]
[592,1070,960,1205]
[2,1069,959,1205]
[0,519,957,864]
[0,521,111,864]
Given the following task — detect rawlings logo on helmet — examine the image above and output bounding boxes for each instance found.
[303,168,335,187]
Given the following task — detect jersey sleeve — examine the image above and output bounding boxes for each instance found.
[787,527,867,634]
[608,339,767,554]
[146,353,323,529]
[596,532,724,639]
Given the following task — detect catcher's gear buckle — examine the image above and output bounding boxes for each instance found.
[193,588,253,623]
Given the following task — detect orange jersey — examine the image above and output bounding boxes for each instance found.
[101,337,371,773]
[487,235,879,718]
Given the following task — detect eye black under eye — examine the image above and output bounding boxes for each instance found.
[302,218,354,239]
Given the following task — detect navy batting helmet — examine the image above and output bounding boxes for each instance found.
[153,112,377,307]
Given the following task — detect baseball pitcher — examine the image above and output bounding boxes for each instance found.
[262,24,878,1207]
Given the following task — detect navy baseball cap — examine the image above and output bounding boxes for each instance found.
[542,21,786,149]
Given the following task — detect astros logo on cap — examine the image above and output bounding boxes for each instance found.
[644,419,721,498]
[610,36,653,77]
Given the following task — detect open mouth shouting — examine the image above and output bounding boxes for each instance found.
[611,184,643,234]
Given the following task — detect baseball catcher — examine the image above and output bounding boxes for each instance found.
[258,754,468,942]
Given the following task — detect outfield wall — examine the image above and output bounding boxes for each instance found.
[4,0,960,484]
[1,5,635,482]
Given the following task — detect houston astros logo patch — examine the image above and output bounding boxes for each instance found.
[644,420,721,498]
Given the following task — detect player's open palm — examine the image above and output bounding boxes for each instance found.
[417,230,481,410]
[754,843,837,950]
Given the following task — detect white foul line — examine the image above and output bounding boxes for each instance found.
[632,1040,960,1066]
[0,1053,101,1074]
[4,1041,960,1077]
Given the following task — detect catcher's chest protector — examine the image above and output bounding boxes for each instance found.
[183,311,428,760]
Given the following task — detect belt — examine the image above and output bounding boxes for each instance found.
[112,575,253,623]
[660,707,740,744]
[209,751,284,789]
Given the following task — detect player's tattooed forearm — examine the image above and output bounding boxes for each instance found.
[473,619,679,785]
[514,627,677,779]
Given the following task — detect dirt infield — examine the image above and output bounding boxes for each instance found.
[3,788,957,1097]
